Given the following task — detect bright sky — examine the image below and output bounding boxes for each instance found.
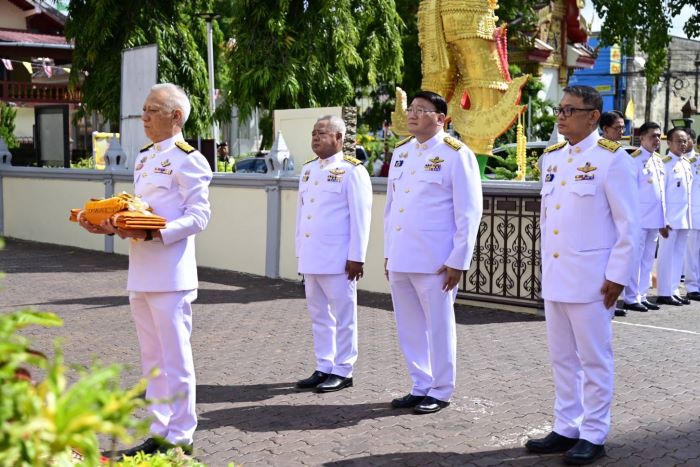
[581,3,694,39]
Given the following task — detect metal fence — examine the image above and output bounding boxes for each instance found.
[460,182,543,308]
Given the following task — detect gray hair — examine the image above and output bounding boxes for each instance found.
[150,83,191,127]
[317,115,346,136]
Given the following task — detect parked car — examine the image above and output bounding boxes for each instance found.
[235,157,267,174]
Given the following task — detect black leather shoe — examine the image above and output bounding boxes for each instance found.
[613,309,626,317]
[655,296,683,306]
[673,294,691,305]
[623,302,648,312]
[641,300,660,310]
[413,396,449,414]
[296,370,329,389]
[315,374,353,392]
[116,438,193,459]
[564,439,605,465]
[391,393,425,408]
[687,291,700,301]
[525,431,578,454]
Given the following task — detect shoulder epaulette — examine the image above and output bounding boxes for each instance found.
[139,143,154,153]
[689,156,698,163]
[175,140,196,154]
[344,155,362,166]
[597,138,622,153]
[443,136,463,150]
[662,155,672,163]
[304,156,319,165]
[652,152,662,158]
[630,149,642,158]
[395,136,413,148]
[543,141,567,153]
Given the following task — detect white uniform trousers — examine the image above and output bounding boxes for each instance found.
[683,230,700,293]
[657,229,690,296]
[304,274,358,377]
[623,229,659,303]
[130,289,197,445]
[388,271,458,402]
[545,300,614,445]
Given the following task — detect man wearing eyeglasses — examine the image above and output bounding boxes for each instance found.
[656,127,692,306]
[525,86,638,465]
[295,115,373,393]
[622,122,666,313]
[384,91,482,414]
[599,110,625,142]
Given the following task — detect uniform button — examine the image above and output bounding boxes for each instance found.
[155,145,161,151]
[648,179,654,184]
[305,233,310,238]
[555,204,561,210]
[404,188,411,193]
[553,252,559,258]
[307,215,312,220]
[310,198,315,203]
[554,229,559,235]
[399,208,405,213]
[567,157,573,163]
[142,173,148,177]
[560,180,566,186]
[395,226,402,231]
[575,147,581,153]
[314,181,319,186]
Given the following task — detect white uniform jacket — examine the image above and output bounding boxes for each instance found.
[686,151,700,227]
[384,130,483,272]
[540,132,639,303]
[295,152,373,274]
[629,147,666,229]
[663,153,692,229]
[127,133,213,292]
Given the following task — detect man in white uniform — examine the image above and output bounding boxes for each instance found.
[682,129,700,301]
[384,91,482,414]
[295,115,372,392]
[79,83,212,456]
[622,122,665,312]
[525,86,638,465]
[656,127,692,306]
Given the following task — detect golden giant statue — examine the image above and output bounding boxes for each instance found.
[392,0,528,156]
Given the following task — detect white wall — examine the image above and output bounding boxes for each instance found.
[0,3,27,29]
[274,107,343,174]
[14,107,35,139]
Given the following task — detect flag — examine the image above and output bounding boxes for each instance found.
[625,98,635,119]
[22,61,32,74]
[1,59,12,70]
[43,63,52,78]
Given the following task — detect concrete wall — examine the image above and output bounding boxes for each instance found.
[274,107,343,174]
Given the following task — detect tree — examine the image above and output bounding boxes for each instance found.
[592,0,699,86]
[0,102,18,149]
[65,1,214,137]
[218,0,404,145]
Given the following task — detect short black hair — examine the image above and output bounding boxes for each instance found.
[217,142,228,148]
[685,127,697,142]
[599,110,624,130]
[639,121,661,136]
[667,126,688,142]
[411,90,448,116]
[562,85,603,114]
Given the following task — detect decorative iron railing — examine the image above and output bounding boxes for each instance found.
[459,182,543,308]
[0,80,82,104]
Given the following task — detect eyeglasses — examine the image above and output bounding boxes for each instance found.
[553,107,596,118]
[311,130,334,137]
[407,107,440,116]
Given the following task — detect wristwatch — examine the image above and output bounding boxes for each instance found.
[144,230,153,241]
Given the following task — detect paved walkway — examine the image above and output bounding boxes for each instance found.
[1,238,699,466]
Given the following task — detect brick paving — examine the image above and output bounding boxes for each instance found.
[1,238,699,467]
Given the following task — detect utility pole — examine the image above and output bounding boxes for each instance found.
[664,50,671,133]
[695,52,699,109]
[198,12,220,168]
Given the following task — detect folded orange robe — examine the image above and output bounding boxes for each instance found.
[70,192,166,231]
